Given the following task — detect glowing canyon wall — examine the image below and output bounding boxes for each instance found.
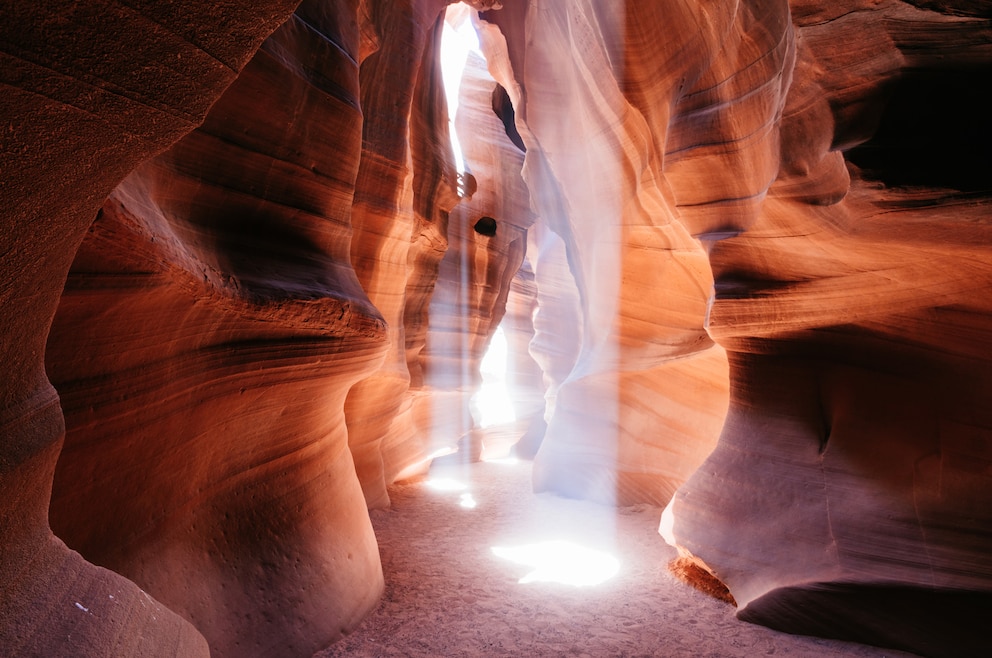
[2,1,990,657]
[661,3,992,656]
[479,1,991,656]
[0,2,300,656]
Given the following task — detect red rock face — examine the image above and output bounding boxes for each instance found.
[665,3,991,656]
[1,1,299,656]
[4,1,992,657]
[478,1,991,655]
[44,4,390,655]
[343,0,458,507]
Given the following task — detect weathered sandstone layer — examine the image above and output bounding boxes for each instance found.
[1,2,300,656]
[479,1,733,507]
[44,3,390,655]
[342,0,460,508]
[477,1,991,656]
[3,1,991,657]
[661,3,992,656]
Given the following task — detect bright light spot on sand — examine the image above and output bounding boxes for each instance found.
[459,493,478,509]
[491,540,620,586]
[474,325,516,428]
[425,478,468,492]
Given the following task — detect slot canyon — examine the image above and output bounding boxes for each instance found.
[1,1,990,656]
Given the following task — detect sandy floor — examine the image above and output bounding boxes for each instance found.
[316,458,919,657]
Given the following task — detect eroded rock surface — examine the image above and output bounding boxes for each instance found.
[666,3,991,656]
[4,1,992,657]
[1,1,299,656]
[478,1,733,506]
[342,0,473,509]
[478,1,991,656]
[45,4,392,656]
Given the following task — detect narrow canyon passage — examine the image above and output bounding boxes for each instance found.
[317,459,918,658]
[4,3,991,656]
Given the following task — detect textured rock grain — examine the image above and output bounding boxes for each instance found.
[44,2,398,656]
[4,1,992,657]
[662,3,992,656]
[1,2,299,656]
[479,2,992,656]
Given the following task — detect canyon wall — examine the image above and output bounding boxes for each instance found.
[479,0,733,507]
[3,1,991,657]
[38,1,472,656]
[478,1,991,656]
[343,0,458,508]
[665,4,992,656]
[0,1,301,656]
[44,2,389,655]
[5,1,522,654]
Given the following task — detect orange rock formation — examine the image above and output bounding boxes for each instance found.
[2,1,990,657]
[1,1,299,656]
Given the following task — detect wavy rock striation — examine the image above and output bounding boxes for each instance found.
[479,1,992,656]
[478,2,731,506]
[662,3,992,656]
[342,0,466,507]
[44,3,396,655]
[5,1,992,657]
[1,1,300,656]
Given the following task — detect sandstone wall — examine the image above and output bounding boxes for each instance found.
[479,1,733,506]
[4,1,991,657]
[665,4,992,655]
[0,2,301,656]
[45,2,391,655]
[478,1,991,655]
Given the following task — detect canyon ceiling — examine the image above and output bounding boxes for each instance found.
[1,1,990,657]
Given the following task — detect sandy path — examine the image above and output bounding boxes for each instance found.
[316,458,918,657]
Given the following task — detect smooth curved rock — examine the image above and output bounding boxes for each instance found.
[478,2,731,505]
[343,0,469,506]
[659,3,992,656]
[44,3,393,656]
[1,2,298,656]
